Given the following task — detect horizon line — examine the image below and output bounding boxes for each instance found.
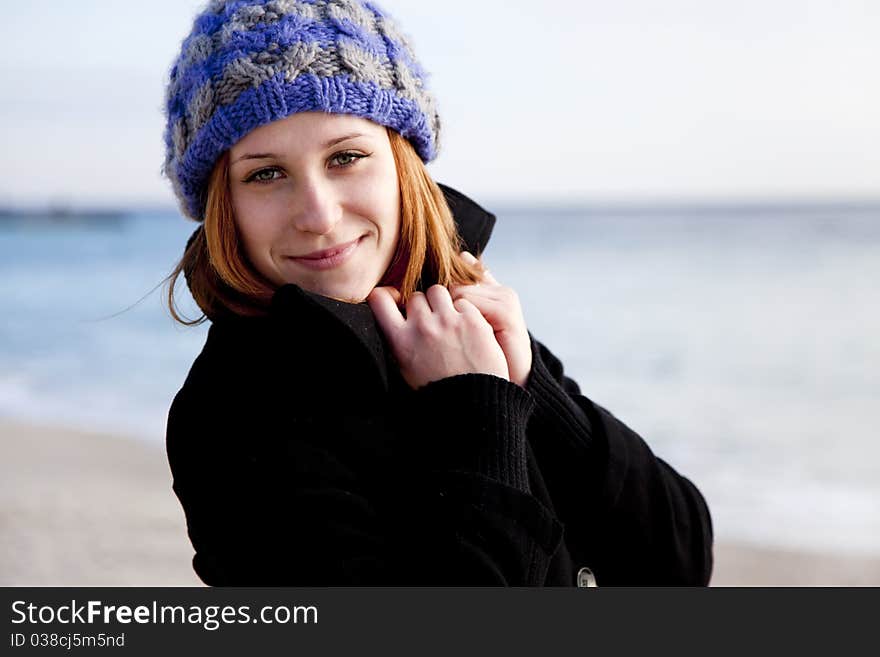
[2,195,880,217]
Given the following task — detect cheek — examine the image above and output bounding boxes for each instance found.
[372,164,401,238]
[233,208,277,265]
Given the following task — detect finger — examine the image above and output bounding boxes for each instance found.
[472,254,496,282]
[449,283,505,303]
[367,287,406,331]
[453,297,489,323]
[451,292,511,330]
[425,284,457,318]
[460,250,486,274]
[460,250,499,284]
[405,290,431,321]
[460,250,479,265]
[458,291,503,314]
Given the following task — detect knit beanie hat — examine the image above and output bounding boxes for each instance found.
[163,0,441,221]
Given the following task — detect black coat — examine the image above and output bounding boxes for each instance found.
[165,184,714,586]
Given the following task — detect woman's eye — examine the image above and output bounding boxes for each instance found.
[246,168,283,184]
[330,151,367,168]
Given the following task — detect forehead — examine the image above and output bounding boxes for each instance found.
[231,112,385,154]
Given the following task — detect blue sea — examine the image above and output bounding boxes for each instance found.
[2,204,879,557]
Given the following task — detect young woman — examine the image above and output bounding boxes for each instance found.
[164,0,713,586]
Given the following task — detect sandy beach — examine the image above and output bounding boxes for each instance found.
[2,418,878,587]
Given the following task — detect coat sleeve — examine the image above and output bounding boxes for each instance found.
[523,331,714,585]
[166,373,566,586]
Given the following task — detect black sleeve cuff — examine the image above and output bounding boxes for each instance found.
[407,373,536,493]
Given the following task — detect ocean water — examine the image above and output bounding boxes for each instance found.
[2,205,879,557]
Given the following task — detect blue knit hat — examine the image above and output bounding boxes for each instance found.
[163,0,441,221]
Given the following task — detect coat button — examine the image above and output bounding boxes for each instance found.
[576,566,597,587]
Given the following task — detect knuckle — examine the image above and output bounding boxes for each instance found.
[414,319,440,339]
[464,310,487,327]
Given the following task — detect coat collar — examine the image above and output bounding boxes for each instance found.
[197,184,497,395]
[434,182,497,262]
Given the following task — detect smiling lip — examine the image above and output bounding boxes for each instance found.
[289,236,363,270]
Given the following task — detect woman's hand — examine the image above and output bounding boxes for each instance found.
[367,284,510,390]
[449,252,533,388]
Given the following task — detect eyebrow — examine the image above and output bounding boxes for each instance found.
[230,133,367,165]
[324,132,365,148]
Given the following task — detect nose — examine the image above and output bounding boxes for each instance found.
[290,176,342,235]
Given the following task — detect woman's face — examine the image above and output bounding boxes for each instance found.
[228,112,401,303]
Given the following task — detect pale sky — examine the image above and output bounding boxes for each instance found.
[1,0,878,207]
